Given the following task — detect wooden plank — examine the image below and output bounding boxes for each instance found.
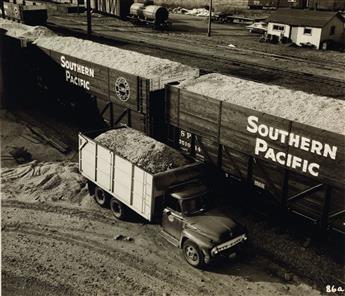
[49,50,78,86]
[195,136,218,164]
[76,57,109,100]
[252,158,286,201]
[177,89,221,140]
[288,122,345,187]
[96,98,111,123]
[109,69,139,112]
[111,102,145,133]
[221,146,250,181]
[287,172,326,220]
[166,84,179,126]
[220,103,291,155]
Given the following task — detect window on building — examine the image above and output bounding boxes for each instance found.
[330,26,336,35]
[273,25,285,31]
[303,27,312,35]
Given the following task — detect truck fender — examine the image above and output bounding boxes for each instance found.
[180,229,213,252]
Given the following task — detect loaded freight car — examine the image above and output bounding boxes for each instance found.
[91,0,133,18]
[165,73,345,234]
[248,0,288,9]
[1,1,47,25]
[0,21,198,137]
[79,126,247,267]
[248,0,307,8]
[31,35,198,139]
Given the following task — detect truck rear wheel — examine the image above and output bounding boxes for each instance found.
[182,239,205,268]
[110,197,126,220]
[94,187,109,207]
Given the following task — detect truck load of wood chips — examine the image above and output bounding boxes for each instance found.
[95,128,190,174]
[178,73,345,135]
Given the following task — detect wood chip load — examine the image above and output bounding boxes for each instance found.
[178,73,345,135]
[167,73,345,187]
[95,128,190,174]
[34,36,199,91]
[0,19,55,42]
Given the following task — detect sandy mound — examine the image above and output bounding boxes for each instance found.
[1,161,87,203]
[0,19,55,42]
[179,73,345,135]
[95,128,189,174]
[34,36,199,82]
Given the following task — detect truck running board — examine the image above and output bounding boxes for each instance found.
[159,230,179,247]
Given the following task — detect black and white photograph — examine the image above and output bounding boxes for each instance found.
[0,0,344,295]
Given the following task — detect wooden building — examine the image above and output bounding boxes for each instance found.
[267,9,345,48]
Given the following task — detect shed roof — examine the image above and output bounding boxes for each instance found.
[267,9,345,28]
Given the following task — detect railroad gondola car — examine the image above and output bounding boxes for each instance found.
[1,0,48,25]
[248,0,307,9]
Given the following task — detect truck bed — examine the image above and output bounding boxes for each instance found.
[79,128,205,221]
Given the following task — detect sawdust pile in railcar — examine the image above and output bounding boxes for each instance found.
[179,73,345,135]
[0,18,55,42]
[95,128,190,174]
[34,36,199,80]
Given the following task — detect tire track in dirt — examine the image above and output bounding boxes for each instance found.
[2,203,218,295]
[2,200,322,296]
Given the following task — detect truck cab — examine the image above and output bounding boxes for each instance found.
[161,181,247,268]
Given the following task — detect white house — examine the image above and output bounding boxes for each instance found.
[266,9,345,49]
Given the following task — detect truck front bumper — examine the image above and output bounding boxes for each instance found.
[210,234,247,257]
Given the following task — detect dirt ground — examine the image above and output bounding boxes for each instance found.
[1,110,325,295]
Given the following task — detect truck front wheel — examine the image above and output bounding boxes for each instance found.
[182,239,205,268]
[110,197,127,220]
[94,187,109,207]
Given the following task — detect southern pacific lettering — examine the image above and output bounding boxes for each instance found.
[60,55,94,90]
[246,115,338,177]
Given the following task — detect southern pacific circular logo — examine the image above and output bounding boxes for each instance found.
[13,6,19,18]
[115,77,130,102]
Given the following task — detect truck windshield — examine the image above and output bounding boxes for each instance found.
[181,194,208,216]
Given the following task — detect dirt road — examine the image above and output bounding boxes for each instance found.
[2,199,321,296]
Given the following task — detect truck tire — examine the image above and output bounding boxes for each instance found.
[110,197,127,220]
[94,187,109,207]
[182,239,205,268]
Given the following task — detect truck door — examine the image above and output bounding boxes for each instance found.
[161,195,183,240]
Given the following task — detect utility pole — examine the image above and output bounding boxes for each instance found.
[86,0,92,36]
[207,0,212,37]
[0,0,5,18]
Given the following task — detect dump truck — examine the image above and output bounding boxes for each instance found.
[79,127,247,267]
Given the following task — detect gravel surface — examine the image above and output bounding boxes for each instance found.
[179,73,345,135]
[95,128,189,174]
